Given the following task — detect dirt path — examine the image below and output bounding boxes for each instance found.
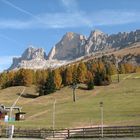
[27,109,49,120]
[123,74,133,80]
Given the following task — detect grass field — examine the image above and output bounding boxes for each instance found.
[0,73,140,129]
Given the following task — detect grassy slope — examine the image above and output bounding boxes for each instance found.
[0,73,140,129]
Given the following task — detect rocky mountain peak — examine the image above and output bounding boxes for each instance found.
[85,29,108,54]
[8,45,67,70]
[62,32,85,41]
[21,45,46,60]
[8,46,47,70]
[64,32,75,40]
[8,29,140,71]
[90,29,105,37]
[48,32,86,60]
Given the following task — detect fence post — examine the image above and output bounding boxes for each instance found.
[67,129,70,138]
[116,126,118,137]
[83,128,85,138]
[53,130,55,138]
[98,126,100,138]
[132,126,135,137]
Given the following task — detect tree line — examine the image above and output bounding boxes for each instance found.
[0,56,140,96]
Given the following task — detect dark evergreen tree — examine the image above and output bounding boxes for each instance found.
[38,71,56,96]
[94,71,102,86]
[87,80,94,90]
[72,64,78,84]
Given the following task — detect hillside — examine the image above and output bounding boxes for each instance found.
[7,42,140,71]
[0,73,140,128]
[67,43,140,66]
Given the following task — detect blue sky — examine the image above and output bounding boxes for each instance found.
[0,0,140,71]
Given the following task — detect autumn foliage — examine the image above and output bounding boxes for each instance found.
[0,56,140,96]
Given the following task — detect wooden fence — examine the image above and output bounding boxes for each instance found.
[0,125,140,139]
[68,126,140,138]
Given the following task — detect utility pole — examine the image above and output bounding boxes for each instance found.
[52,99,56,137]
[73,87,76,102]
[71,83,77,102]
[100,101,104,138]
[117,69,120,83]
[116,59,120,83]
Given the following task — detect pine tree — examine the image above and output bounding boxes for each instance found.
[94,68,111,86]
[38,71,56,96]
[86,70,93,83]
[53,69,62,89]
[65,66,73,85]
[35,70,43,85]
[35,70,48,85]
[92,63,98,73]
[124,63,135,73]
[0,72,7,88]
[87,80,94,90]
[94,71,102,86]
[60,67,66,86]
[6,71,15,87]
[23,69,33,86]
[14,69,33,86]
[77,62,87,83]
[106,63,117,75]
[98,61,104,73]
[72,64,78,84]
[86,70,94,90]
[119,64,125,74]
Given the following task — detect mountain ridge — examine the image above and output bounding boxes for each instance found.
[8,29,140,71]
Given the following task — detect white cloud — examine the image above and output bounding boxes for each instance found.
[60,0,78,12]
[0,19,32,29]
[0,10,140,30]
[37,12,92,28]
[91,10,140,26]
[1,0,140,29]
[0,11,91,29]
[1,0,38,19]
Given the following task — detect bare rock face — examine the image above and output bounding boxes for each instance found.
[85,30,108,54]
[48,32,86,60]
[85,29,140,54]
[8,45,69,70]
[48,29,140,61]
[9,46,46,70]
[21,46,46,60]
[8,29,140,71]
[107,30,140,49]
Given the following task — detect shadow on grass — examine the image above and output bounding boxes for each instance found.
[78,86,88,90]
[17,93,38,98]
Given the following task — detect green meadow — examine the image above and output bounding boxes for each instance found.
[0,73,140,129]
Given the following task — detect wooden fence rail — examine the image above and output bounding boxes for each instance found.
[0,125,140,139]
